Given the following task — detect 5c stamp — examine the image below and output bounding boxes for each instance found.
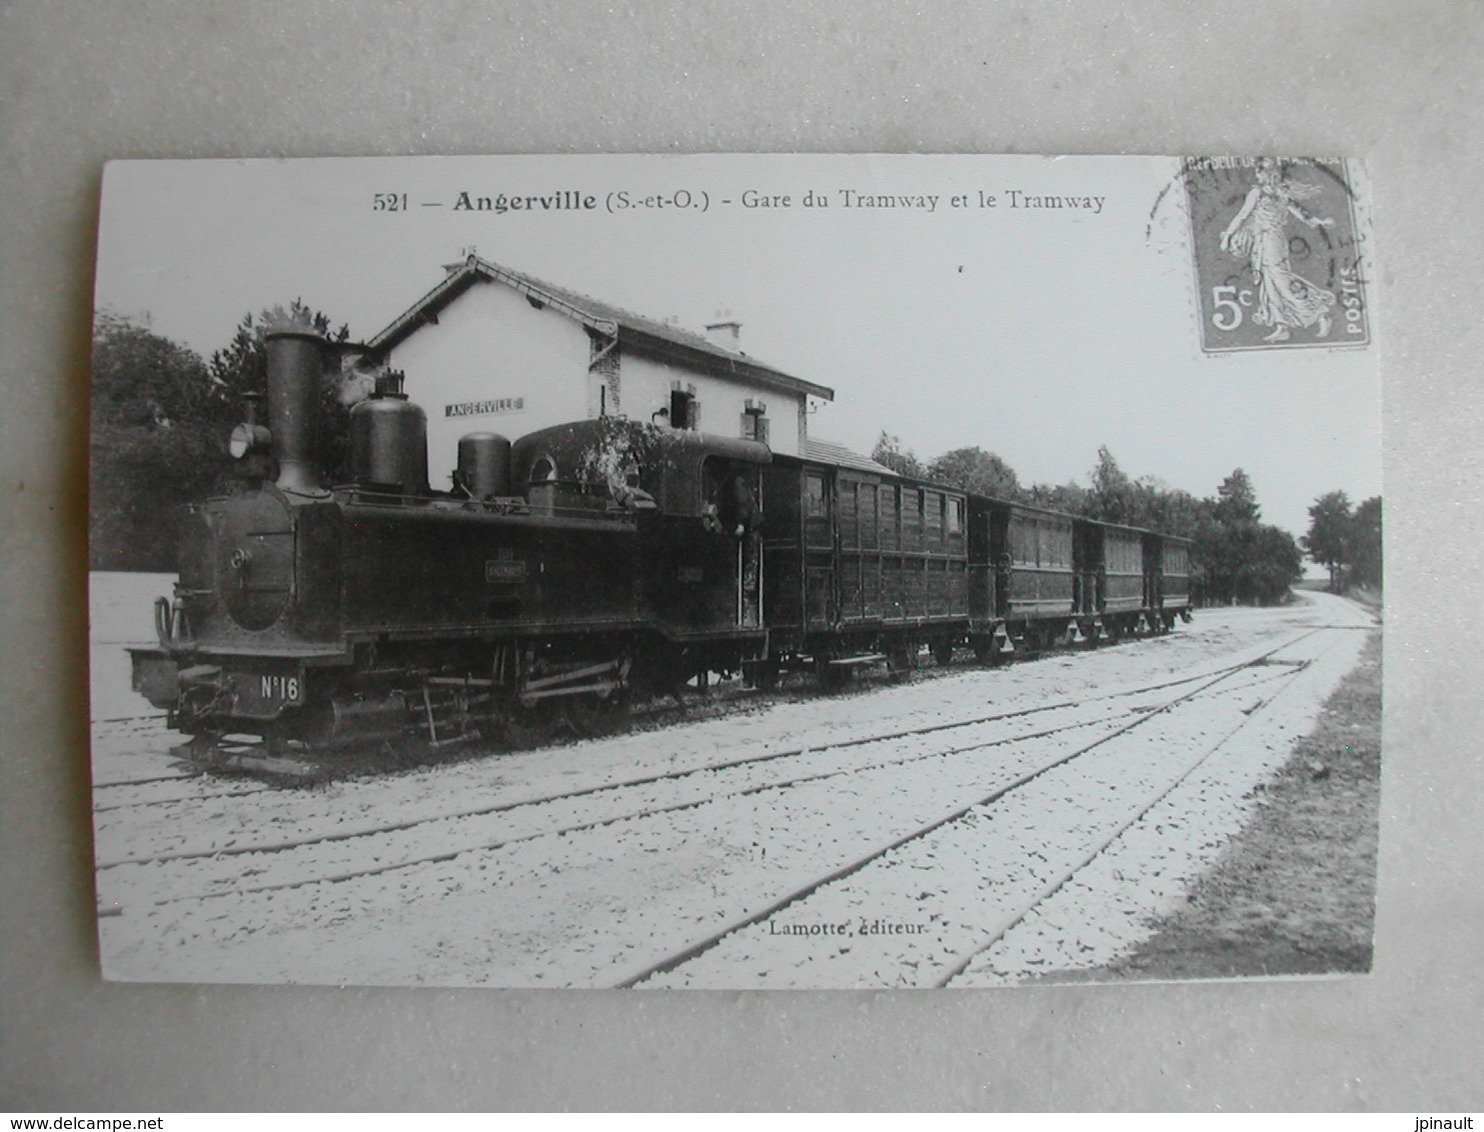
[1184,157,1371,353]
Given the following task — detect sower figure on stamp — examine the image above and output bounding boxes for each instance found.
[1219,159,1337,343]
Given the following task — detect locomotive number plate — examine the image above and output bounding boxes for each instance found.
[225,669,306,718]
[485,559,528,583]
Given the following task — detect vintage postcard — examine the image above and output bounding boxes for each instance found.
[89,154,1381,988]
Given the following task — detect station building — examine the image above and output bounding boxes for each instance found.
[365,253,836,489]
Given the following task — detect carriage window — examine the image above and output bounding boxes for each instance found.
[882,485,900,550]
[925,492,944,551]
[902,489,922,551]
[1012,520,1034,565]
[947,497,963,537]
[1042,523,1067,567]
[840,481,858,548]
[805,474,828,516]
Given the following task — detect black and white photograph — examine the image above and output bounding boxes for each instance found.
[88,153,1381,990]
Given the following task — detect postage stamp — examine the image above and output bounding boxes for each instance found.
[1183,157,1371,353]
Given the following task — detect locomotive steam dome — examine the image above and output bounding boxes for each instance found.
[456,432,512,499]
[219,489,296,631]
[350,371,430,494]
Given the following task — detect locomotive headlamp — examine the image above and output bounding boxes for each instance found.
[230,391,272,460]
[229,422,273,459]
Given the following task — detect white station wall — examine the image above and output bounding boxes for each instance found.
[619,349,803,457]
[386,280,807,485]
[388,282,590,489]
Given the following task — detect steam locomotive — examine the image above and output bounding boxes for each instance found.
[130,323,1191,775]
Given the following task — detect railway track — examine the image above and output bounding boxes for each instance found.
[629,626,1357,988]
[89,616,1372,819]
[95,644,1302,875]
[616,638,1317,987]
[85,631,1151,809]
[95,626,1338,982]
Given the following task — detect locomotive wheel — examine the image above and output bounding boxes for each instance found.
[560,689,630,738]
[751,658,781,692]
[886,646,915,683]
[817,657,850,693]
[500,702,551,750]
[557,697,600,738]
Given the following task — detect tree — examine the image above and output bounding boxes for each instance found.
[90,303,354,570]
[871,431,925,479]
[1027,480,1090,514]
[1247,524,1305,604]
[1214,468,1261,525]
[1197,518,1301,605]
[90,313,222,569]
[1302,490,1354,592]
[92,310,232,434]
[1087,446,1136,524]
[927,446,1021,499]
[1350,496,1383,589]
[1135,484,1209,539]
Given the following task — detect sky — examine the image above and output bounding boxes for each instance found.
[93,154,1381,539]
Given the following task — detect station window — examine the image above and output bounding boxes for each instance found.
[670,384,701,430]
[947,496,963,537]
[740,399,770,443]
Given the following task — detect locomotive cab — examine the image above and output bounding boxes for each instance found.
[510,419,770,640]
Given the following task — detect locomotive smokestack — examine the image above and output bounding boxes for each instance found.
[265,326,325,493]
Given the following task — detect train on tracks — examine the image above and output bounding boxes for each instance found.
[130,322,1193,774]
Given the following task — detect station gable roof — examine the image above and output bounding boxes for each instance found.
[368,254,835,402]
